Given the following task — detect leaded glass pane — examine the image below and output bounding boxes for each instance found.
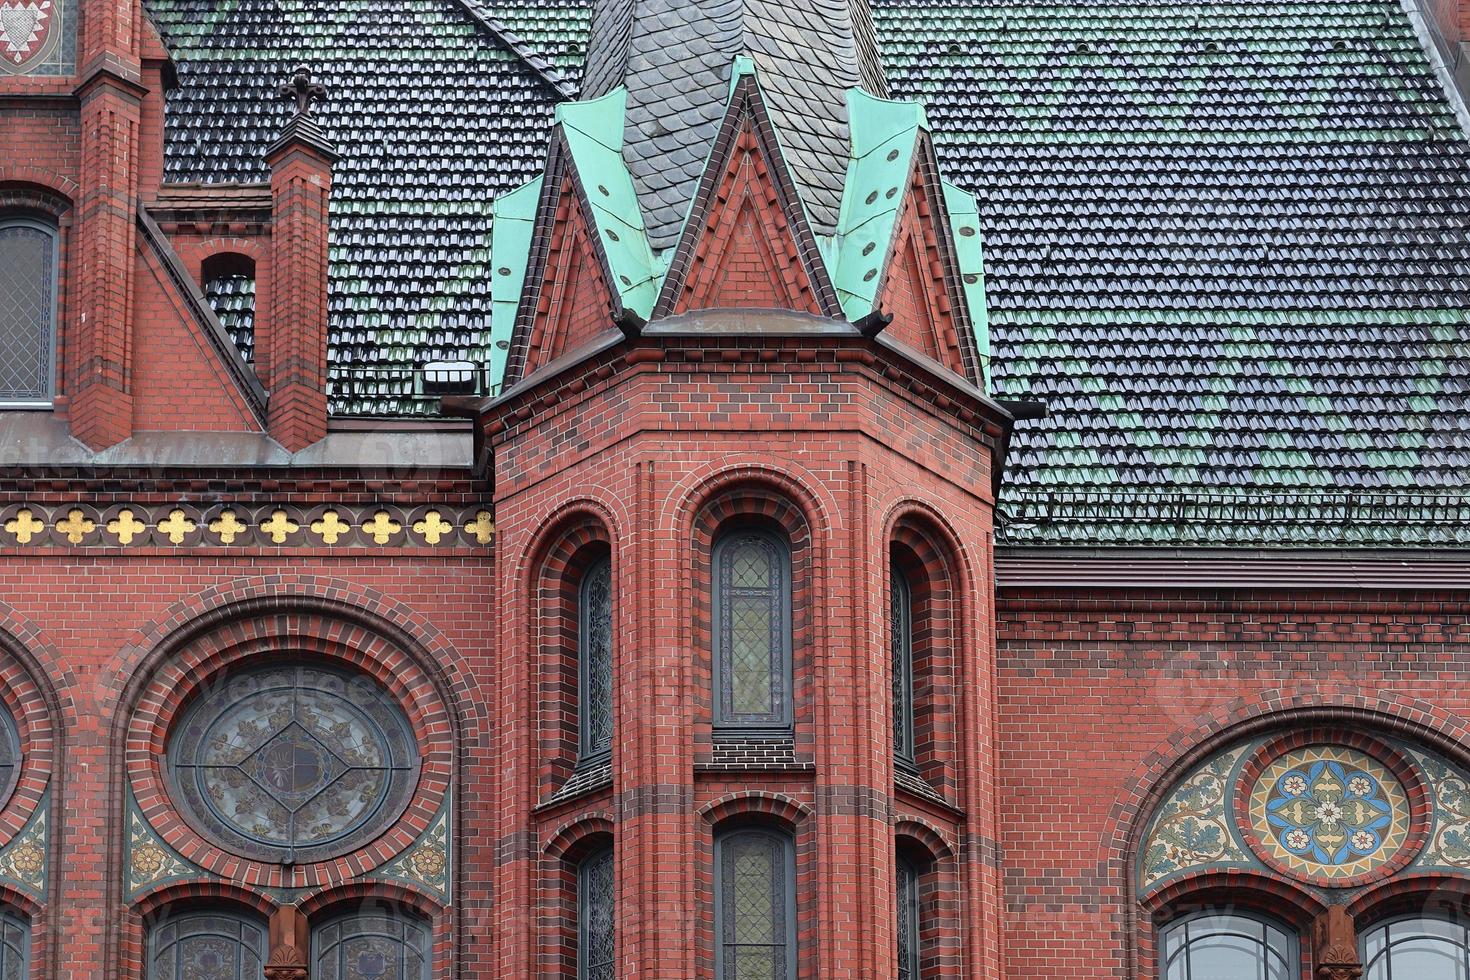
[580,848,615,980]
[0,912,24,980]
[1362,918,1470,980]
[313,911,430,980]
[717,830,793,980]
[896,860,919,980]
[890,562,914,762]
[169,665,419,863]
[715,532,791,727]
[0,221,55,402]
[580,558,614,757]
[1161,913,1298,980]
[148,911,264,980]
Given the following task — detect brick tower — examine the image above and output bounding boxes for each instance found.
[464,1,1015,975]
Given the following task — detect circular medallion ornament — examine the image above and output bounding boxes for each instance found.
[1243,743,1413,885]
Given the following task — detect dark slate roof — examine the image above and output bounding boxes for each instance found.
[147,0,576,415]
[877,0,1470,546]
[581,0,888,249]
[146,0,1470,548]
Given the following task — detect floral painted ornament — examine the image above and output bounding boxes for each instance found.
[1244,744,1412,883]
[0,0,59,74]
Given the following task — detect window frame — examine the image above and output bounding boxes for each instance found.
[577,845,615,980]
[146,909,265,980]
[311,908,432,980]
[1360,914,1470,980]
[0,216,60,409]
[713,827,797,980]
[896,856,921,980]
[890,559,916,764]
[711,528,794,732]
[578,555,614,762]
[1158,909,1298,980]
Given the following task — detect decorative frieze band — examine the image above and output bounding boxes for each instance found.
[0,504,494,549]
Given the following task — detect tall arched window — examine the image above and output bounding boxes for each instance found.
[148,910,265,980]
[312,909,431,980]
[0,217,58,405]
[1160,912,1297,980]
[890,560,915,763]
[896,857,921,980]
[714,828,796,980]
[712,530,793,730]
[1362,917,1470,980]
[579,557,614,759]
[579,846,615,980]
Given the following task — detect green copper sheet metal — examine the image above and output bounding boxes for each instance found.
[557,88,664,318]
[942,180,989,389]
[833,88,925,320]
[489,176,541,388]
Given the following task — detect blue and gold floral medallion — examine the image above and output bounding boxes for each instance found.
[1246,745,1410,882]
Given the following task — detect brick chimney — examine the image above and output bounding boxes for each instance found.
[263,67,337,452]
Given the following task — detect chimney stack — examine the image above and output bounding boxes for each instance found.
[263,67,337,452]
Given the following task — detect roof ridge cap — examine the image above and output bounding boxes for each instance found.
[449,0,576,99]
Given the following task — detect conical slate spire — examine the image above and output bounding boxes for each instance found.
[582,0,888,251]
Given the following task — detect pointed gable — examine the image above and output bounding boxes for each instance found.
[877,164,964,372]
[658,74,841,319]
[513,175,620,380]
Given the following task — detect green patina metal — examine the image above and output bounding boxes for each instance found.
[556,89,664,320]
[942,181,989,388]
[832,89,924,320]
[489,176,541,388]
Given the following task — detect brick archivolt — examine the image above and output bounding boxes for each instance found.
[0,503,494,548]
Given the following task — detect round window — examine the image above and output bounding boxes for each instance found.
[167,664,419,864]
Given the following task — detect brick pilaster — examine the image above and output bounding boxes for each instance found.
[264,117,336,453]
[67,71,143,449]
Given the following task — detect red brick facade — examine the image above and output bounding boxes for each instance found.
[4,0,1470,976]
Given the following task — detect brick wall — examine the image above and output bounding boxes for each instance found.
[996,586,1470,979]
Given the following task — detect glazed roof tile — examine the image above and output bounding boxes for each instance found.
[146,0,1470,547]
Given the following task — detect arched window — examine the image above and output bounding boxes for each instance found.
[714,828,796,980]
[1362,917,1470,980]
[896,857,921,980]
[1160,912,1297,980]
[579,847,615,980]
[890,560,915,763]
[312,909,431,980]
[579,557,613,759]
[712,530,793,730]
[148,910,265,980]
[0,217,58,405]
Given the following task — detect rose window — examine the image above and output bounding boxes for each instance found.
[167,664,419,864]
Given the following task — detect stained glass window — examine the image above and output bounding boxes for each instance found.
[1161,912,1296,980]
[896,859,919,980]
[713,531,792,729]
[715,829,795,980]
[0,912,25,980]
[168,664,420,864]
[580,557,614,759]
[148,911,264,980]
[890,562,915,763]
[579,847,615,980]
[1362,917,1470,980]
[312,910,430,980]
[0,219,57,404]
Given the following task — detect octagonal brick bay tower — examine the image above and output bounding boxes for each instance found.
[454,0,1016,976]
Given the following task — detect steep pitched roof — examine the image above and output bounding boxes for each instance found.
[880,0,1470,546]
[580,0,889,249]
[146,0,1470,548]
